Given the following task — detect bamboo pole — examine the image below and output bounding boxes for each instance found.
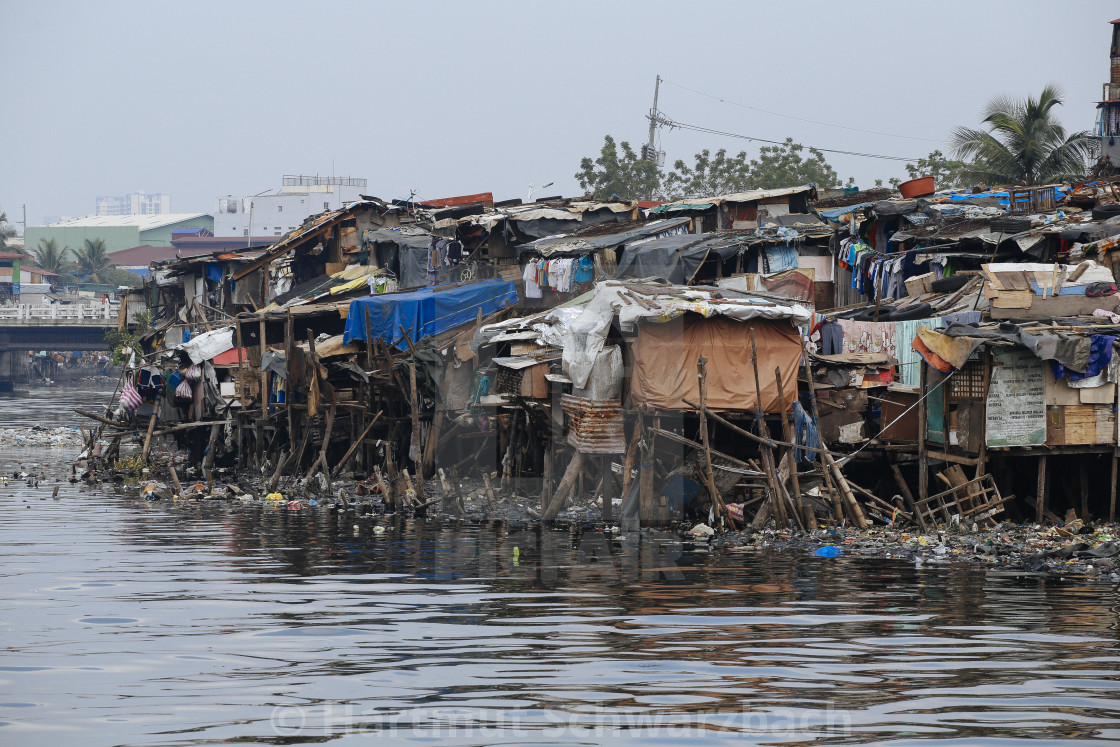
[749,327,787,528]
[408,362,424,501]
[203,423,220,492]
[140,412,158,463]
[696,356,730,526]
[775,365,813,530]
[542,451,585,521]
[799,340,843,521]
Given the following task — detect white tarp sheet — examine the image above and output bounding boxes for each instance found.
[177,327,235,364]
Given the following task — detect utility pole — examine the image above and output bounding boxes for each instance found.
[643,75,662,201]
[646,74,661,156]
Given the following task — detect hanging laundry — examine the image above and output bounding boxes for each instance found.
[523,261,542,299]
[763,245,798,273]
[446,240,463,265]
[574,255,594,283]
[837,319,897,358]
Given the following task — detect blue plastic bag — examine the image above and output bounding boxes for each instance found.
[813,545,843,558]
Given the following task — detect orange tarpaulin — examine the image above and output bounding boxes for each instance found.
[629,315,801,412]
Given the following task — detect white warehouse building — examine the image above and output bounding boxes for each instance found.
[213,175,368,238]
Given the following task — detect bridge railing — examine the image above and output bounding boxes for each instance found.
[0,303,119,322]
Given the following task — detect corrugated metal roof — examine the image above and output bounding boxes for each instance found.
[652,185,813,212]
[43,213,212,230]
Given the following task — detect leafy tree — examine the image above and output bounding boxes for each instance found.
[747,138,844,190]
[74,237,114,283]
[574,135,660,200]
[0,210,16,251]
[100,266,143,288]
[659,139,851,199]
[32,238,74,275]
[661,148,751,199]
[951,85,1094,186]
[905,150,971,190]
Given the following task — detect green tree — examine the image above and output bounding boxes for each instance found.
[100,266,143,288]
[0,210,16,251]
[32,238,74,275]
[574,135,661,200]
[905,150,970,190]
[661,148,751,199]
[659,139,851,199]
[74,237,114,283]
[747,138,843,190]
[951,85,1094,186]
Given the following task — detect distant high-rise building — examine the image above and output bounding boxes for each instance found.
[1096,18,1120,168]
[95,192,172,216]
[213,175,367,238]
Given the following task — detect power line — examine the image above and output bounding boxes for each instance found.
[663,117,923,162]
[661,78,948,145]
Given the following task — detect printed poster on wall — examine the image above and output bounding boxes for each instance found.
[985,348,1046,447]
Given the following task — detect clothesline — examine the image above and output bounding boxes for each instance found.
[522,256,594,299]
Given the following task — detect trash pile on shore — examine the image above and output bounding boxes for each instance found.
[1,426,86,448]
[53,449,1115,580]
[709,521,1120,579]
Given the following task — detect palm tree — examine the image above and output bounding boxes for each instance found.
[0,210,16,251]
[74,237,114,283]
[32,238,73,275]
[951,85,1094,186]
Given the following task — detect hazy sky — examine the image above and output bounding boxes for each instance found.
[2,0,1116,225]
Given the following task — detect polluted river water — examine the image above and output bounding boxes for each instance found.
[3,385,1120,745]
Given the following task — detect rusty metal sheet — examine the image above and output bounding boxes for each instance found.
[561,395,626,454]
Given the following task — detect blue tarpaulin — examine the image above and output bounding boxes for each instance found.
[343,279,519,350]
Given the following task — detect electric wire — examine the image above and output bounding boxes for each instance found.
[661,77,947,144]
[664,118,923,162]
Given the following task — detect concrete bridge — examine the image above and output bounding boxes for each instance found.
[0,303,120,387]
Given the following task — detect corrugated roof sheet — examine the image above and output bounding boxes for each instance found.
[43,213,212,230]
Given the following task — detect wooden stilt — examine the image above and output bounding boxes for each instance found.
[543,450,585,521]
[203,423,220,492]
[140,412,158,464]
[892,463,927,531]
[1036,455,1048,524]
[169,465,183,498]
[621,421,640,499]
[774,365,813,530]
[235,320,246,470]
[408,362,424,500]
[917,361,929,507]
[285,311,295,447]
[375,466,393,506]
[1111,453,1118,524]
[749,327,787,528]
[331,412,382,478]
[541,440,554,514]
[1080,456,1090,521]
[258,316,269,414]
[697,356,730,525]
[600,456,613,524]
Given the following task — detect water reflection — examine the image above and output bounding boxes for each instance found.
[2,461,1120,745]
[0,382,114,427]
